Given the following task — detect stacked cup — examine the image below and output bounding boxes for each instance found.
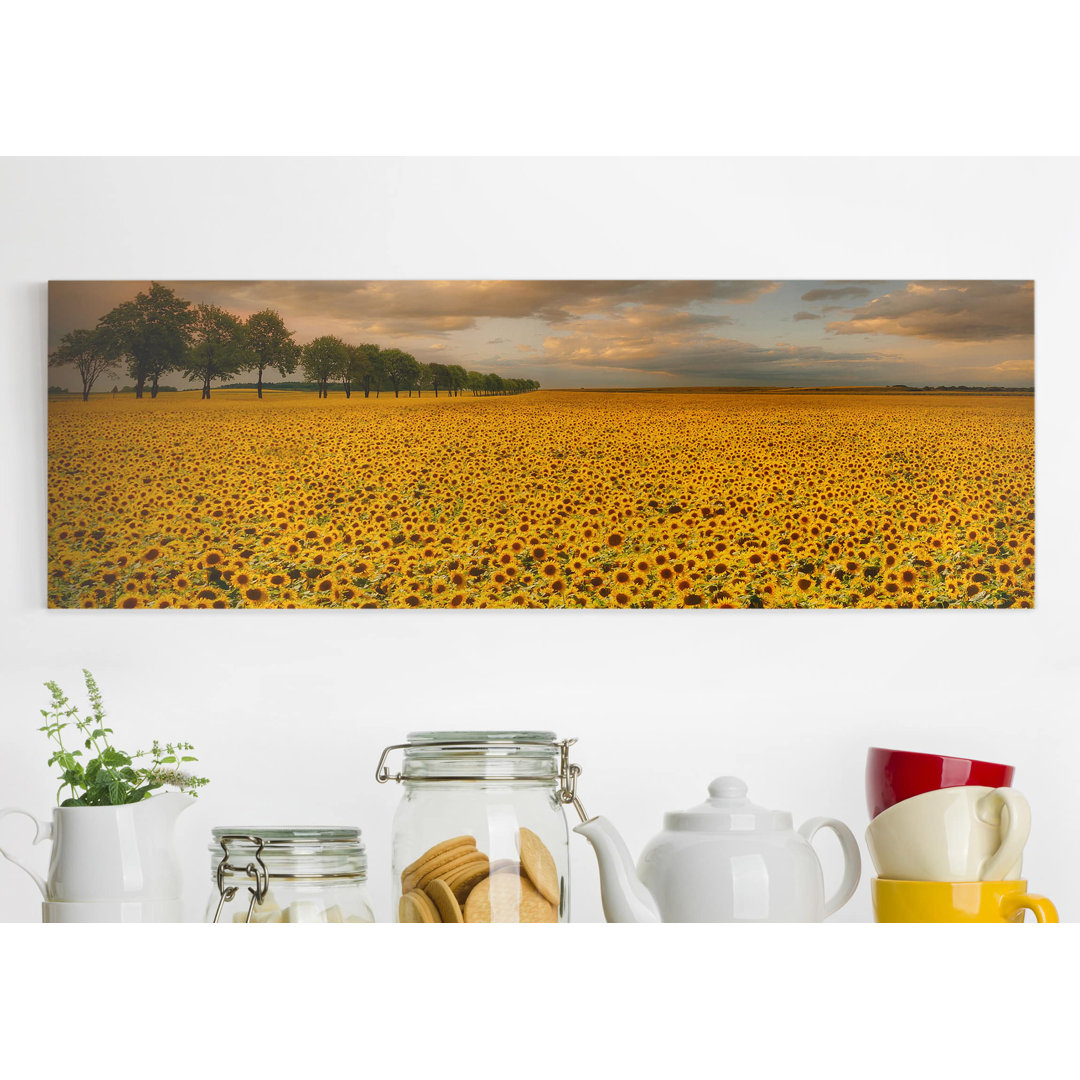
[864,747,1058,922]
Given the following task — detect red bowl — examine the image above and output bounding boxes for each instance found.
[865,746,1015,820]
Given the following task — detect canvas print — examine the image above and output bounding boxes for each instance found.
[47,281,1034,609]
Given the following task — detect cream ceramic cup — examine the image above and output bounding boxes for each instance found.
[864,785,1029,882]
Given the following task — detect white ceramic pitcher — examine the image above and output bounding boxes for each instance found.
[0,793,193,903]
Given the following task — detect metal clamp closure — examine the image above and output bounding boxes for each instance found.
[557,738,589,823]
[211,834,270,924]
[376,738,587,821]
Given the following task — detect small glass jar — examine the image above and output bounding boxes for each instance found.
[376,731,583,923]
[205,827,374,923]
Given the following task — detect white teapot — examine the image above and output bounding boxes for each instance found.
[574,776,861,922]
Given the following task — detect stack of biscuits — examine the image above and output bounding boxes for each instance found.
[398,828,560,922]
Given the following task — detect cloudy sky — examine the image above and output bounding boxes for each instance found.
[48,280,1035,390]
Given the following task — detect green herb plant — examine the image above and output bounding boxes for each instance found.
[39,669,209,807]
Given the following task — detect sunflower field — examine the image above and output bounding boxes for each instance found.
[47,389,1034,609]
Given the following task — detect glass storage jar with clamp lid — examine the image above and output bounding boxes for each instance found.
[206,827,375,923]
[375,731,586,923]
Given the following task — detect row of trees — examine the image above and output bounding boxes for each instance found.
[49,283,540,401]
[296,336,538,399]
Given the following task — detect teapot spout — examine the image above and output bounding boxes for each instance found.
[574,816,660,923]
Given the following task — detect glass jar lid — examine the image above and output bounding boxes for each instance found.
[209,826,367,880]
[400,730,560,781]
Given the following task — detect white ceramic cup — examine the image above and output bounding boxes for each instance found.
[865,785,1029,882]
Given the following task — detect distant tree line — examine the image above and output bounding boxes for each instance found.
[48,282,539,401]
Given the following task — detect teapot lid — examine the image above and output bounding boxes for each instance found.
[663,777,793,833]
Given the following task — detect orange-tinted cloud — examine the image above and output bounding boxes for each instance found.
[50,280,780,345]
[538,315,899,383]
[826,281,1033,342]
[801,285,873,301]
[191,279,778,333]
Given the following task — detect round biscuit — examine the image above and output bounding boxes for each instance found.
[425,878,464,923]
[403,842,480,892]
[445,860,492,903]
[517,827,560,905]
[416,848,489,891]
[399,889,439,923]
[463,871,558,923]
[401,835,476,887]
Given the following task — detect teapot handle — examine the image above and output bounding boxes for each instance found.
[0,808,53,899]
[799,816,861,918]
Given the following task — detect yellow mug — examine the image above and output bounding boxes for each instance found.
[872,878,1058,923]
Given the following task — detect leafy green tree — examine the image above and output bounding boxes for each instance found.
[96,282,193,399]
[302,335,349,398]
[381,348,419,398]
[181,304,247,398]
[48,327,119,401]
[411,362,431,397]
[245,309,300,398]
[340,343,377,398]
[360,344,384,398]
[466,370,484,395]
[446,364,468,396]
[427,362,450,397]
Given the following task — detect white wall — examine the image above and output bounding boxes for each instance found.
[1,157,1077,922]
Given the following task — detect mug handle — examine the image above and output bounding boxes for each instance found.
[799,816,862,918]
[977,788,1031,882]
[0,808,52,898]
[1001,892,1058,923]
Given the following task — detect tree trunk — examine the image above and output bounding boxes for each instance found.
[135,371,145,399]
[344,384,351,399]
[258,368,263,399]
[151,372,159,399]
[82,378,90,402]
[202,369,211,399]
